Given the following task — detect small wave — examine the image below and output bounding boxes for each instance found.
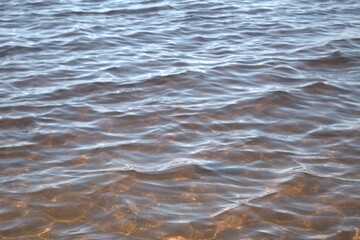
[0,116,36,129]
[300,81,351,95]
[0,45,42,58]
[302,51,355,69]
[53,5,174,17]
[37,81,120,102]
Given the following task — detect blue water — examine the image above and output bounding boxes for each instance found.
[1,0,360,239]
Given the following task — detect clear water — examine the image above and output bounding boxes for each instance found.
[1,0,360,239]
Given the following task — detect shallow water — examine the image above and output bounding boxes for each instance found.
[1,0,360,239]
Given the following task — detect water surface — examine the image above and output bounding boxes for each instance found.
[1,0,360,239]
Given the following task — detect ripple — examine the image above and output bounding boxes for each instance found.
[1,0,360,239]
[0,116,37,129]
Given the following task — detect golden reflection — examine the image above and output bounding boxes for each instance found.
[80,154,91,162]
[166,237,187,240]
[119,220,137,235]
[15,201,28,209]
[33,223,53,239]
[353,227,360,240]
[46,205,88,223]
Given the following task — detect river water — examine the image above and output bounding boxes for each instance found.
[1,0,360,239]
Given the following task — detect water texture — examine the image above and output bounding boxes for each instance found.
[1,0,360,239]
